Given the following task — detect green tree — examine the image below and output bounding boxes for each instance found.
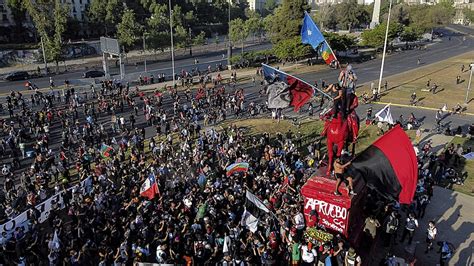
[400,26,422,43]
[272,36,311,61]
[117,9,143,51]
[312,5,337,30]
[264,0,308,44]
[361,22,403,47]
[88,0,123,35]
[463,8,474,23]
[5,0,26,38]
[145,3,170,52]
[229,18,249,53]
[23,0,69,73]
[245,13,264,42]
[193,31,206,46]
[334,1,370,31]
[263,0,278,16]
[323,32,356,51]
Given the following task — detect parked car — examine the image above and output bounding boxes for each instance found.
[4,71,29,81]
[83,70,105,78]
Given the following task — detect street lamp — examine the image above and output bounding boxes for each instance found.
[143,32,149,73]
[169,0,175,86]
[377,0,392,94]
[466,63,474,104]
[227,0,232,67]
[188,27,192,56]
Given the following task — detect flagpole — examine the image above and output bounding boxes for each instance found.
[377,0,392,94]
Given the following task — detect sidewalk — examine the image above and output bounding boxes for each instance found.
[371,186,474,265]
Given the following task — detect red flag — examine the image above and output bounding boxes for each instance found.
[287,76,314,112]
[348,125,418,204]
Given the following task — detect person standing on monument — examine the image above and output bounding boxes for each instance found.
[333,157,356,196]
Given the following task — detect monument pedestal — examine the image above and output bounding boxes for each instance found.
[301,167,366,244]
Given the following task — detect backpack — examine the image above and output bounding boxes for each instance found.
[441,242,454,259]
[406,218,417,231]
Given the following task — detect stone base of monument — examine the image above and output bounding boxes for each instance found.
[301,166,367,245]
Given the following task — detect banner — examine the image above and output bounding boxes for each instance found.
[304,196,349,235]
[0,184,79,239]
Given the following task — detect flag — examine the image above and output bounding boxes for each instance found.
[100,143,114,158]
[196,87,205,100]
[50,230,60,251]
[462,152,474,160]
[262,64,314,111]
[320,42,336,65]
[223,235,231,254]
[347,125,418,204]
[301,12,326,50]
[375,104,394,124]
[140,173,160,200]
[226,162,249,176]
[301,12,338,66]
[241,191,270,232]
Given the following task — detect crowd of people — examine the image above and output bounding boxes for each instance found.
[0,62,469,265]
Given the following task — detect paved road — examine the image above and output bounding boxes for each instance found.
[0,42,272,92]
[1,26,473,177]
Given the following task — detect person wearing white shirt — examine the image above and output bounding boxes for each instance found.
[300,243,317,265]
[426,221,437,253]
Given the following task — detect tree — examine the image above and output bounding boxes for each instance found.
[463,8,474,23]
[117,9,143,51]
[323,32,356,51]
[312,5,337,30]
[88,0,123,35]
[361,22,403,47]
[400,26,422,43]
[193,31,206,46]
[23,0,69,73]
[334,1,370,31]
[264,0,308,44]
[272,36,311,61]
[263,0,278,16]
[229,18,249,53]
[5,0,27,39]
[245,12,264,42]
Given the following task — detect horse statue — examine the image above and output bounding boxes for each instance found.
[321,95,360,175]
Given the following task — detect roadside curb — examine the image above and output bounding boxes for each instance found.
[373,101,474,116]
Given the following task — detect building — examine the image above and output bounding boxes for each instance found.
[247,0,265,10]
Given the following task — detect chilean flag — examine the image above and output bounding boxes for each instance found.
[347,125,418,204]
[140,173,160,200]
[262,64,314,112]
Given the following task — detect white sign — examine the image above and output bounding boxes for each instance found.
[1,185,78,239]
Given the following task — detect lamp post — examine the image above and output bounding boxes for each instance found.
[169,0,175,86]
[466,63,474,104]
[143,32,148,73]
[377,0,392,94]
[188,27,192,56]
[227,0,232,67]
[40,37,48,75]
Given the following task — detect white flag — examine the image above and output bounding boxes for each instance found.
[223,235,231,254]
[50,230,60,251]
[375,104,394,124]
[241,209,259,233]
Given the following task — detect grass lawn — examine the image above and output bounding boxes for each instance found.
[449,136,474,196]
[360,51,474,109]
[220,117,382,155]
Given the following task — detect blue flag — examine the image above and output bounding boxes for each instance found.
[301,12,325,50]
